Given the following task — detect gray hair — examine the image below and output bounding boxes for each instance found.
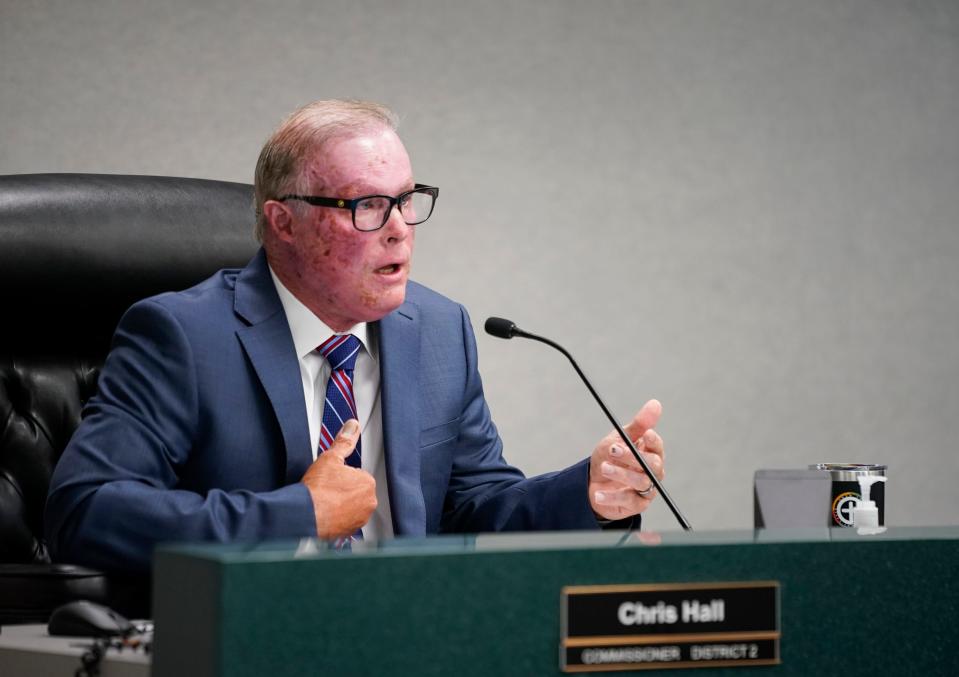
[253,99,399,242]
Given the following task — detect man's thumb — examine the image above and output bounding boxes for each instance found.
[328,419,360,460]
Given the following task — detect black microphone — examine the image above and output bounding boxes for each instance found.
[484,316,692,531]
[484,317,519,339]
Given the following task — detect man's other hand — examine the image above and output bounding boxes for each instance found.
[301,419,377,539]
[588,399,665,521]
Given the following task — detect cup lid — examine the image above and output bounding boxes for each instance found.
[810,463,887,472]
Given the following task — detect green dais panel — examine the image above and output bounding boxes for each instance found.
[153,527,959,676]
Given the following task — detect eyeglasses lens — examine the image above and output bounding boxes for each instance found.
[353,190,435,231]
[401,189,435,226]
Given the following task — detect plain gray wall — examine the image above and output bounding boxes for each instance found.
[3,0,958,531]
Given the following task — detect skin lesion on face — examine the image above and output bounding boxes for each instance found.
[305,219,357,258]
[305,164,336,190]
[360,288,385,308]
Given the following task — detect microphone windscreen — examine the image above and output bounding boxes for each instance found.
[484,317,516,339]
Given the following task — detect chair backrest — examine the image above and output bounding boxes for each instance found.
[0,173,258,563]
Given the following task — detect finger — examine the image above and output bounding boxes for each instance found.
[647,451,665,480]
[642,429,664,459]
[599,461,654,491]
[593,485,651,513]
[607,441,663,477]
[609,450,664,483]
[325,419,361,461]
[622,399,662,442]
[600,453,663,488]
[606,437,645,465]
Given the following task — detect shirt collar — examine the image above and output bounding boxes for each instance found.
[268,264,373,360]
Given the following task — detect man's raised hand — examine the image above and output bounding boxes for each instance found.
[588,399,666,521]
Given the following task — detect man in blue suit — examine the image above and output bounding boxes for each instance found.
[45,100,665,574]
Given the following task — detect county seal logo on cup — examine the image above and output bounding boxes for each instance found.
[811,464,886,527]
[831,491,860,527]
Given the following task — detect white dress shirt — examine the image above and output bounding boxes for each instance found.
[269,267,394,540]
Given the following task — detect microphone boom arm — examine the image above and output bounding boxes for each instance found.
[490,319,692,531]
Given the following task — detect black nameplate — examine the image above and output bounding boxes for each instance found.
[561,581,780,672]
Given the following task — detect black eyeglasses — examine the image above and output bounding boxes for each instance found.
[277,184,439,232]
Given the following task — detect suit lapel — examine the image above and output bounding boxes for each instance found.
[234,250,313,484]
[378,300,427,536]
[231,250,428,527]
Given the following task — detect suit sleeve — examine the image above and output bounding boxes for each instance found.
[440,306,629,533]
[44,300,316,574]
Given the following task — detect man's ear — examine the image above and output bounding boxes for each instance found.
[262,200,296,243]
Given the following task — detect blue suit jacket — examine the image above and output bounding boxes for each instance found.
[45,250,599,573]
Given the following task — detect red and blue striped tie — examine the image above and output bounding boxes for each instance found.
[317,334,362,469]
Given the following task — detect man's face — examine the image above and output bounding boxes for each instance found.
[279,127,416,330]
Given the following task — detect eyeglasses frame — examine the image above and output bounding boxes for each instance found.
[277,183,439,232]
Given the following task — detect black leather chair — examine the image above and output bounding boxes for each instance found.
[0,173,257,623]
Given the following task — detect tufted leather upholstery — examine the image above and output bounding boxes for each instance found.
[0,173,257,622]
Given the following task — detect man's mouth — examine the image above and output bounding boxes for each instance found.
[375,263,402,275]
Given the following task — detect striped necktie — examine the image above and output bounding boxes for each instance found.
[317,334,362,469]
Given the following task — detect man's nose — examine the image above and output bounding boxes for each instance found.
[382,204,409,242]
